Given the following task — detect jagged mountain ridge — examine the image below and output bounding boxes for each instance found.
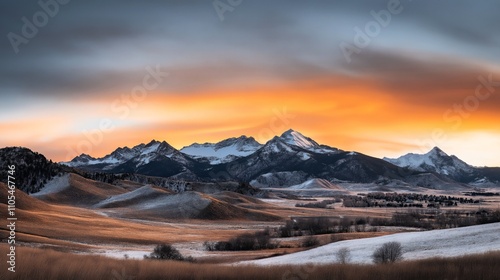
[63,140,202,179]
[60,129,500,187]
[205,132,422,185]
[3,129,499,194]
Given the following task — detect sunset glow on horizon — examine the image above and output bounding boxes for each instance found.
[1,1,500,166]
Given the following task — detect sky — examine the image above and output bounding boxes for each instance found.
[1,0,500,166]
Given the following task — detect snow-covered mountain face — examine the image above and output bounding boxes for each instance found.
[279,129,339,154]
[280,129,319,149]
[63,129,419,187]
[63,140,192,171]
[383,147,474,181]
[180,136,262,165]
[56,130,500,189]
[206,131,416,185]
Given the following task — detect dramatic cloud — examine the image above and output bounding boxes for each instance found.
[1,0,499,165]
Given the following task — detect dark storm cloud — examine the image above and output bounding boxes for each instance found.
[401,0,500,47]
[343,49,500,111]
[1,0,500,99]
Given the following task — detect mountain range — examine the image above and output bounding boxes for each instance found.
[1,129,499,194]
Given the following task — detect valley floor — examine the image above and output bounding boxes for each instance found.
[2,176,500,279]
[1,244,499,280]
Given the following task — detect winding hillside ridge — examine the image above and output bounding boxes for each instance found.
[211,191,266,206]
[92,185,172,209]
[0,147,65,193]
[31,173,127,207]
[75,172,263,196]
[243,222,500,266]
[100,189,281,221]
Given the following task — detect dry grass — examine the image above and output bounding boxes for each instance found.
[1,244,499,280]
[0,204,277,245]
[0,179,280,248]
[33,174,128,206]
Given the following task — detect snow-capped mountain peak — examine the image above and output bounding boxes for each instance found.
[279,129,319,149]
[62,153,97,167]
[63,139,185,169]
[75,153,95,161]
[276,129,340,154]
[428,146,447,157]
[180,136,262,165]
[383,147,473,177]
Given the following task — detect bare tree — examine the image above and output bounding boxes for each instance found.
[144,244,194,262]
[372,242,403,264]
[335,247,351,264]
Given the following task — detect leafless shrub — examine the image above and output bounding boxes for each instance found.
[372,242,403,264]
[336,247,351,264]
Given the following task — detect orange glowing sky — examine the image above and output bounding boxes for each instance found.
[1,1,500,166]
[3,66,500,166]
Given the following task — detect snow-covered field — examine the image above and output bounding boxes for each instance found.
[241,222,500,266]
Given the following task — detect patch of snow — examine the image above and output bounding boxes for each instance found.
[31,174,70,196]
[133,191,211,211]
[100,249,151,260]
[241,222,500,266]
[298,152,311,160]
[288,179,339,190]
[93,185,156,208]
[138,154,155,165]
[262,173,274,178]
[308,146,340,154]
[280,129,318,149]
[141,142,160,155]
